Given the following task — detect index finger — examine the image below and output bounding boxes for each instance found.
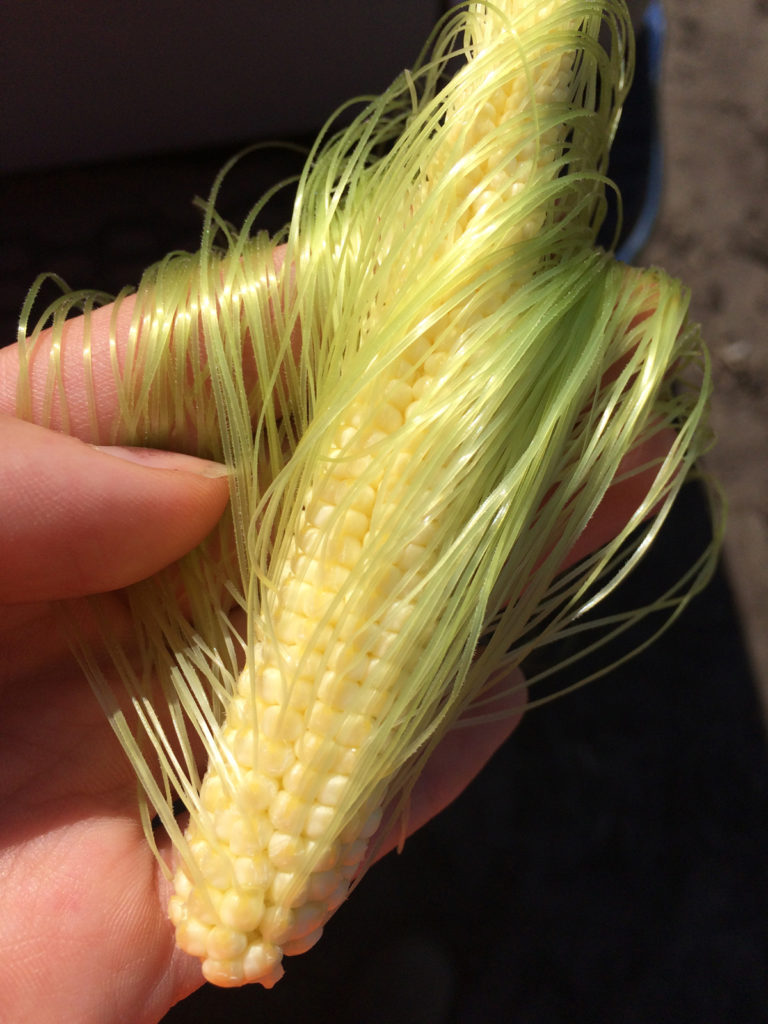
[0,294,138,443]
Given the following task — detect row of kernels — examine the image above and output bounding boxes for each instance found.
[259,704,305,743]
[189,839,235,891]
[307,703,373,748]
[202,939,283,988]
[274,609,325,648]
[305,501,370,542]
[288,551,350,592]
[258,666,315,712]
[279,575,333,622]
[313,476,377,517]
[227,814,272,859]
[233,852,274,891]
[269,789,310,834]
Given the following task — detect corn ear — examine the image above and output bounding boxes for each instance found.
[17,0,719,988]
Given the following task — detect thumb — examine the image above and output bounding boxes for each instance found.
[0,414,230,603]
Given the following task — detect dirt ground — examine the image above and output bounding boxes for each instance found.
[643,0,768,715]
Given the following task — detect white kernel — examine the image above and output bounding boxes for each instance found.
[317,773,348,807]
[360,806,383,839]
[303,803,335,839]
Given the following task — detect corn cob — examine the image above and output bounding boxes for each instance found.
[166,0,638,986]
[17,0,717,992]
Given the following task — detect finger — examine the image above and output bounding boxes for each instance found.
[0,414,230,604]
[374,672,527,859]
[560,426,676,575]
[0,296,138,441]
[0,244,292,444]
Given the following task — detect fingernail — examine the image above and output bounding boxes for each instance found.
[91,445,230,478]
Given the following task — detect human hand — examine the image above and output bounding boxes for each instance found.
[0,257,668,1021]
[0,303,528,1023]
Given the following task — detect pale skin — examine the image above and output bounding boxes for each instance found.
[0,249,667,1023]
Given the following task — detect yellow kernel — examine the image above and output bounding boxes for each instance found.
[260,905,294,945]
[307,702,341,738]
[316,773,348,807]
[219,889,265,933]
[233,727,257,769]
[228,814,270,857]
[317,673,361,711]
[190,842,234,890]
[213,808,240,844]
[239,772,279,813]
[200,776,226,813]
[303,803,335,839]
[206,923,248,961]
[233,854,273,891]
[267,831,310,871]
[269,790,309,833]
[337,712,372,748]
[261,705,305,743]
[202,956,244,987]
[242,942,284,986]
[258,739,294,777]
[175,916,210,958]
[257,665,285,703]
[373,401,404,433]
[294,729,342,766]
[383,379,414,412]
[269,871,306,908]
[282,761,321,800]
